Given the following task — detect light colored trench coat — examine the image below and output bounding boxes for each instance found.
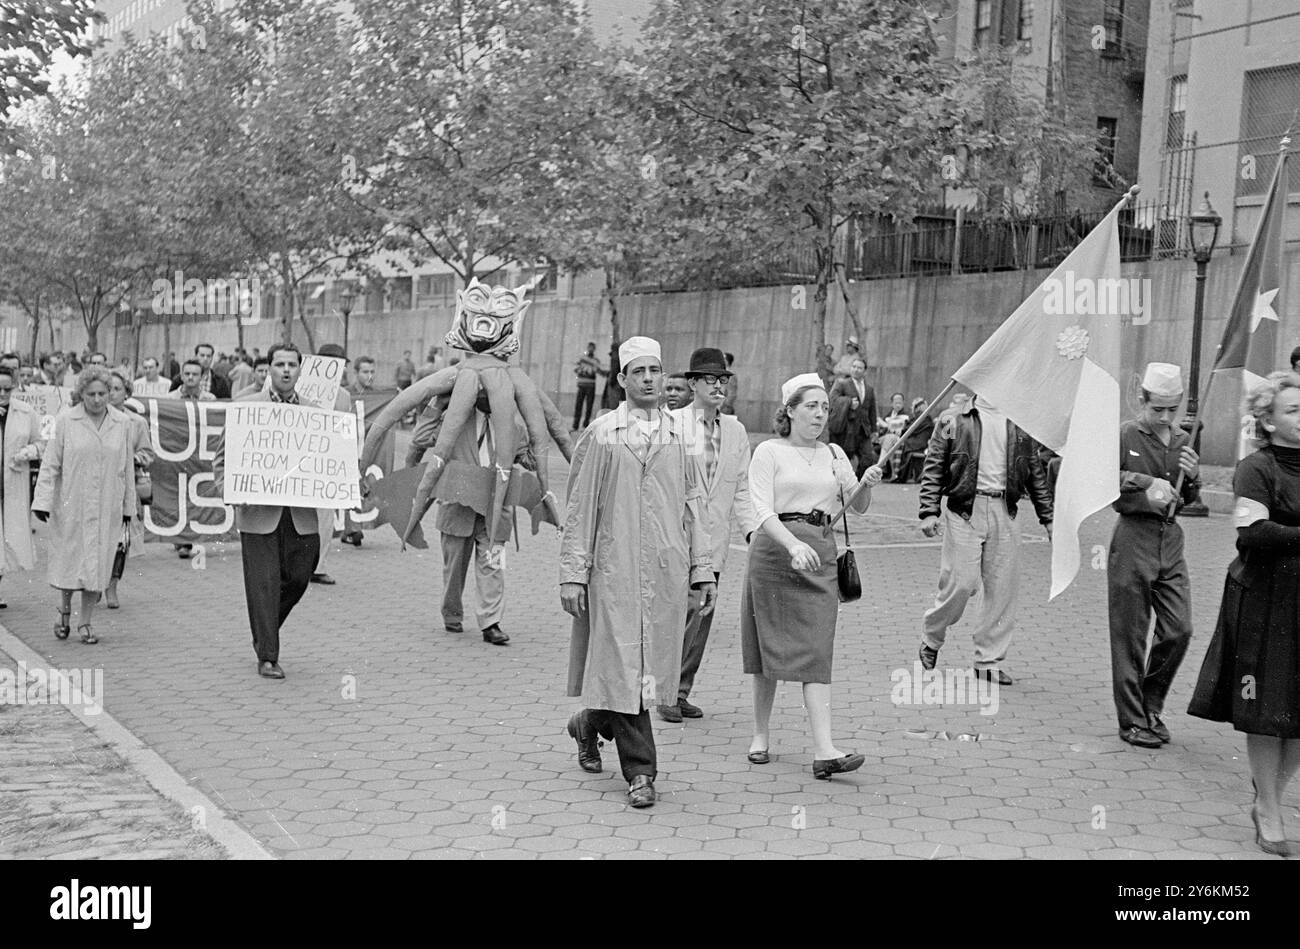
[560,404,712,714]
[1,399,43,573]
[32,405,137,592]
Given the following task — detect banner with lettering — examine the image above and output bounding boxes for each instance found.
[12,384,73,440]
[129,391,399,542]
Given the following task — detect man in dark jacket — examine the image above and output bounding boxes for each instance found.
[169,342,231,399]
[828,355,877,476]
[917,393,1053,685]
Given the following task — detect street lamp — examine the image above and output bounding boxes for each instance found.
[1180,192,1221,517]
[338,283,355,354]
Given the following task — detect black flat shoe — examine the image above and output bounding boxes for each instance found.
[812,753,865,780]
[1146,711,1171,743]
[747,749,770,765]
[481,624,509,645]
[444,622,463,633]
[628,775,656,808]
[310,572,336,585]
[567,712,602,773]
[1118,726,1163,748]
[258,661,285,679]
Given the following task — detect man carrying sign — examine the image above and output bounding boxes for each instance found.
[214,343,351,679]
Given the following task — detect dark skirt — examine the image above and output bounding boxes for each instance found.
[741,519,839,683]
[1188,554,1300,739]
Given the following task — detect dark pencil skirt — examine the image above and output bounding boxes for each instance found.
[741,519,840,683]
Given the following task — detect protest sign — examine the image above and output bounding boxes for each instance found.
[13,385,73,439]
[129,398,236,543]
[294,355,346,408]
[222,402,361,509]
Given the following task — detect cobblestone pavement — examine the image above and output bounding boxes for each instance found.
[0,444,1292,859]
[0,648,227,860]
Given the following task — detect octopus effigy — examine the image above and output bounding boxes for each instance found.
[360,275,574,551]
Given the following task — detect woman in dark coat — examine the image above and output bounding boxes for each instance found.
[1188,371,1300,857]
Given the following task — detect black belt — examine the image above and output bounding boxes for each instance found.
[975,489,1005,498]
[778,511,829,527]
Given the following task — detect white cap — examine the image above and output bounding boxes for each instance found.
[781,372,826,403]
[1142,362,1183,399]
[619,336,661,371]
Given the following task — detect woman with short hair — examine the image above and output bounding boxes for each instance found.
[31,367,137,644]
[1189,371,1300,857]
[742,372,882,779]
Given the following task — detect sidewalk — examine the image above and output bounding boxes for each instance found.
[0,646,228,860]
[0,459,1291,859]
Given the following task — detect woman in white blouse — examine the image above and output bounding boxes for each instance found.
[741,372,881,779]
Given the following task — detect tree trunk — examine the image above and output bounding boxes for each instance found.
[280,257,294,344]
[602,267,623,409]
[296,287,317,353]
[163,311,172,373]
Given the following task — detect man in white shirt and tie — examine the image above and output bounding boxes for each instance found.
[132,357,173,398]
[659,347,759,723]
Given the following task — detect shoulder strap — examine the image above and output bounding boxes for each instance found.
[839,484,851,548]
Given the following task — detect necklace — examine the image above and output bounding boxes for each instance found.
[793,442,820,465]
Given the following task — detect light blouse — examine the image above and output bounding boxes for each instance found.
[749,438,859,527]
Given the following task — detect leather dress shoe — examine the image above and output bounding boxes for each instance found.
[677,698,703,718]
[481,624,509,645]
[813,753,865,780]
[657,703,683,723]
[919,642,939,671]
[258,661,285,679]
[1146,712,1171,744]
[567,712,602,773]
[310,572,336,585]
[342,531,363,547]
[444,622,463,633]
[974,667,1013,686]
[628,775,656,808]
[1119,726,1163,748]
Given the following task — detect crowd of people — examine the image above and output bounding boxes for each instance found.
[1,330,1296,856]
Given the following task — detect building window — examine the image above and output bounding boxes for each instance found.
[1165,75,1187,148]
[1102,0,1124,57]
[974,0,992,49]
[1017,0,1033,41]
[1094,116,1118,186]
[388,276,413,311]
[417,273,457,303]
[517,261,559,295]
[1238,64,1300,198]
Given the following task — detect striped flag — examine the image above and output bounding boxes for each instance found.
[954,190,1134,599]
[1209,143,1290,458]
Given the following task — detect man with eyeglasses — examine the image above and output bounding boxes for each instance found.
[658,347,758,723]
[1108,362,1200,749]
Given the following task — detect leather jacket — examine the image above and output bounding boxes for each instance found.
[918,403,1053,524]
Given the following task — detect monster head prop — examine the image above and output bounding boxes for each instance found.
[445,275,543,358]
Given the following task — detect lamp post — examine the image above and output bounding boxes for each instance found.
[338,283,355,355]
[1179,192,1221,518]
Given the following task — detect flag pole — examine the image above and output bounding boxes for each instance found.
[829,379,956,529]
[1169,135,1290,508]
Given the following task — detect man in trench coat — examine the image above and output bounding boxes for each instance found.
[559,336,716,808]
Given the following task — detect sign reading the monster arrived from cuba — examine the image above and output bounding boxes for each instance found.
[222,402,361,508]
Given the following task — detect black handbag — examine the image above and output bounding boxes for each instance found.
[111,523,130,582]
[836,485,861,602]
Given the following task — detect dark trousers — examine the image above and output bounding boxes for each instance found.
[586,708,656,782]
[241,509,320,663]
[573,384,596,430]
[678,572,721,701]
[1107,516,1193,731]
[405,413,441,468]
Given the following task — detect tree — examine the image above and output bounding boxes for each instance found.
[0,0,102,152]
[630,0,962,364]
[346,0,614,289]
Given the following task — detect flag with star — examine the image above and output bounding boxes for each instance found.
[1209,142,1290,457]
[954,189,1133,599]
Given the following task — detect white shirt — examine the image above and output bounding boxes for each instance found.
[133,377,172,397]
[975,396,1008,491]
[748,439,858,527]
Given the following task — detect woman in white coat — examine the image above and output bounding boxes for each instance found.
[0,366,44,608]
[32,367,137,644]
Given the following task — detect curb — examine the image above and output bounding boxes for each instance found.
[0,623,274,860]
